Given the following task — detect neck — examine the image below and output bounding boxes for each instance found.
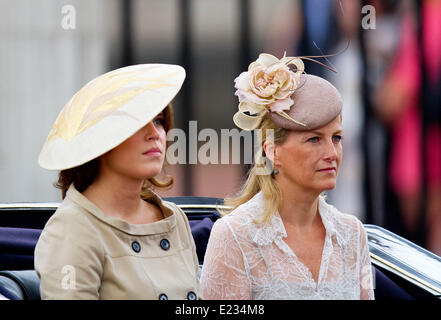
[82,170,145,219]
[275,175,321,229]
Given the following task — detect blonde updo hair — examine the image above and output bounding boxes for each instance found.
[221,117,289,224]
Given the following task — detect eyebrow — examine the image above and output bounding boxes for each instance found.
[305,129,343,136]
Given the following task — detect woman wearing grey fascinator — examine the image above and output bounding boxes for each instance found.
[200,53,374,300]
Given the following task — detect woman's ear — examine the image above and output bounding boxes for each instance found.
[263,140,276,164]
[265,140,282,172]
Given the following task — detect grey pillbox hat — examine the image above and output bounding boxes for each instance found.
[269,74,342,130]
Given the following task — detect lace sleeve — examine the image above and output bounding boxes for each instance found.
[200,217,251,300]
[358,221,375,300]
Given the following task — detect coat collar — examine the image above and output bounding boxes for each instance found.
[65,184,177,236]
[246,191,347,247]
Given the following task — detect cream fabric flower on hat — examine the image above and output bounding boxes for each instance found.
[233,52,343,132]
[39,64,185,170]
[233,53,305,131]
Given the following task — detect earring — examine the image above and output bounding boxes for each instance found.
[272,169,279,177]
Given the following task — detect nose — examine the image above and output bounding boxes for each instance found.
[323,139,338,162]
[143,121,160,141]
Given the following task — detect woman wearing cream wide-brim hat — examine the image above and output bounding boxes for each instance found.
[200,53,375,300]
[35,64,200,300]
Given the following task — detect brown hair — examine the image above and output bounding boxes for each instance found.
[55,104,175,199]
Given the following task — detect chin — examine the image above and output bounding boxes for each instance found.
[139,163,164,177]
[143,171,162,180]
[132,167,163,180]
[317,181,337,192]
[325,183,337,190]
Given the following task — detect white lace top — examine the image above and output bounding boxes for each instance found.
[200,192,375,300]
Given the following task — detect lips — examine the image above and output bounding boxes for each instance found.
[143,147,162,156]
[318,167,336,172]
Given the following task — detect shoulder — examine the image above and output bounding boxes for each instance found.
[217,206,250,231]
[223,192,265,224]
[162,199,184,215]
[323,197,362,225]
[161,199,190,227]
[210,198,259,244]
[36,198,103,256]
[43,198,99,236]
[160,200,197,246]
[205,214,251,256]
[34,198,105,275]
[320,197,366,243]
[145,189,187,224]
[335,210,364,232]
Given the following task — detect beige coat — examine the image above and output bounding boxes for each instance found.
[34,185,200,300]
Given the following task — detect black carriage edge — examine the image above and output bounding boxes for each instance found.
[0,197,440,300]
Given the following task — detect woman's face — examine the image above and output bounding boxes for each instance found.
[271,115,343,193]
[99,113,167,180]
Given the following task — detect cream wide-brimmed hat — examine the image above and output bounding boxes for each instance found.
[233,53,342,131]
[38,64,185,170]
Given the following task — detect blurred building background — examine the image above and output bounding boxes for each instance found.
[0,0,440,256]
